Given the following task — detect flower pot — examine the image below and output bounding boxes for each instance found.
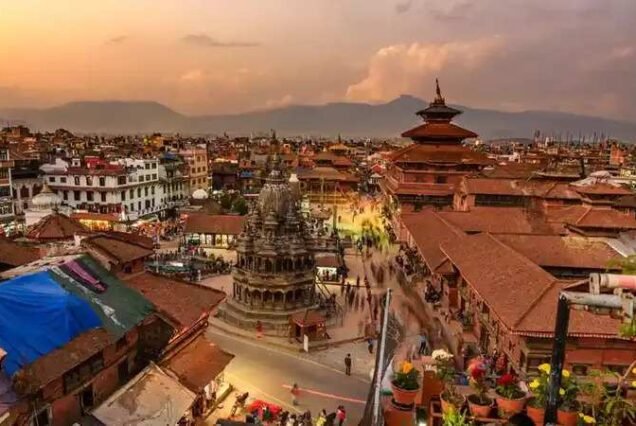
[467,394,492,418]
[391,381,419,406]
[557,409,578,426]
[440,393,465,415]
[495,393,526,418]
[526,404,545,426]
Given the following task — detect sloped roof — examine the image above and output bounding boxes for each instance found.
[401,122,478,140]
[493,234,621,270]
[440,233,557,330]
[123,272,225,330]
[163,335,234,393]
[82,234,153,264]
[438,207,562,235]
[27,213,87,240]
[0,238,39,267]
[390,143,492,165]
[401,211,462,272]
[184,214,245,235]
[91,363,196,426]
[546,205,636,230]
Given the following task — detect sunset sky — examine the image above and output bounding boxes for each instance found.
[1,0,636,119]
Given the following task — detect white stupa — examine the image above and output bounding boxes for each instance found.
[191,188,209,200]
[25,183,69,226]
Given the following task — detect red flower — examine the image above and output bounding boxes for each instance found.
[470,366,486,381]
[497,373,516,387]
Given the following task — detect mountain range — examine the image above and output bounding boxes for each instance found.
[2,95,636,140]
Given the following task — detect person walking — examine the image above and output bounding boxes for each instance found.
[315,409,327,426]
[336,406,346,426]
[344,353,352,376]
[418,334,429,356]
[290,383,300,406]
[367,338,374,354]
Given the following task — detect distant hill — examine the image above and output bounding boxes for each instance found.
[3,95,636,140]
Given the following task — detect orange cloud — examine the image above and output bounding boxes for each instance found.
[346,38,503,102]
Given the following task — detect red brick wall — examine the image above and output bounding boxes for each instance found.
[51,391,81,426]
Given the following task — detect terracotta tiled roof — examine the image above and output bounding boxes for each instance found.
[184,214,246,235]
[82,235,154,264]
[295,166,359,182]
[546,205,636,230]
[163,335,234,393]
[123,272,225,330]
[493,234,621,270]
[0,238,39,267]
[105,231,154,249]
[26,213,87,240]
[15,328,112,393]
[482,163,543,179]
[463,178,526,196]
[401,211,462,272]
[71,212,119,222]
[401,122,478,140]
[440,233,557,330]
[514,283,623,337]
[571,183,632,196]
[390,143,492,165]
[438,207,562,235]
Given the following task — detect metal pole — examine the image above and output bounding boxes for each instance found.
[545,293,571,424]
[373,288,392,426]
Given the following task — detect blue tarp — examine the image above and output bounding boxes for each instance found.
[0,271,101,376]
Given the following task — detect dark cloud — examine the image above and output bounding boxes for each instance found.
[181,33,259,48]
[395,0,413,14]
[105,35,129,45]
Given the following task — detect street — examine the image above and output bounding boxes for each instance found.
[206,328,371,424]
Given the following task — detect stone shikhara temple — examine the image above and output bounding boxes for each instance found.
[219,155,318,335]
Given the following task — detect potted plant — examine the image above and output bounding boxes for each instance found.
[466,359,492,418]
[557,370,580,426]
[442,407,473,426]
[579,367,636,426]
[494,373,526,418]
[432,349,464,414]
[526,363,551,425]
[391,360,421,406]
[577,413,597,425]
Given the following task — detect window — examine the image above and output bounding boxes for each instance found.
[151,186,155,195]
[100,192,106,202]
[63,191,68,201]
[130,189,134,199]
[118,360,129,385]
[138,201,141,211]
[572,364,588,376]
[152,162,157,169]
[145,200,151,209]
[74,176,80,185]
[435,175,447,184]
[73,191,80,201]
[99,177,105,186]
[151,199,155,207]
[79,385,95,411]
[118,176,127,185]
[32,406,51,426]
[121,191,126,201]
[606,365,628,375]
[145,163,150,170]
[86,191,94,202]
[63,354,103,393]
[130,203,134,212]
[137,188,141,198]
[60,177,67,184]
[144,187,148,197]
[49,176,56,183]
[86,176,93,186]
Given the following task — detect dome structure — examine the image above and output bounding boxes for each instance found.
[31,183,62,211]
[191,188,209,200]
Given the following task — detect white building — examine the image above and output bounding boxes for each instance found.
[43,157,173,221]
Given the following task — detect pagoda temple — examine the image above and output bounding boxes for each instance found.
[382,80,492,211]
[218,155,318,335]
